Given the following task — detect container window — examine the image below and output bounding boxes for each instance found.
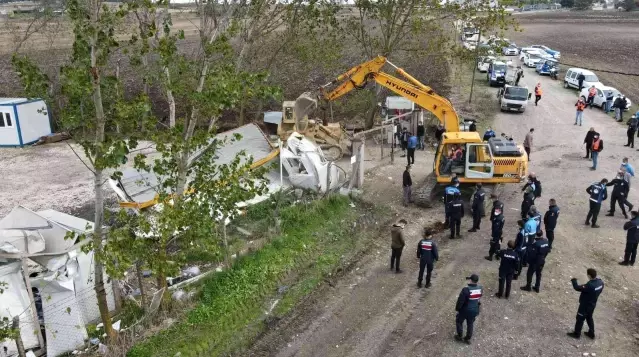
[5,113,12,127]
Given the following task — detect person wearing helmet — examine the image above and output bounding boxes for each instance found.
[447,191,465,239]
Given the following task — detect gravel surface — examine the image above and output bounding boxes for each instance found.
[247,65,639,356]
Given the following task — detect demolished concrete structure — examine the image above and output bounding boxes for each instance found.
[0,207,116,357]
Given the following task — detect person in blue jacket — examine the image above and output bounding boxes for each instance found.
[444,177,461,225]
[407,132,417,165]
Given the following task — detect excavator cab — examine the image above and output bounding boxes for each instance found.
[436,141,496,179]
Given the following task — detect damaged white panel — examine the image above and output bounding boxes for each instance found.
[31,276,88,356]
[0,262,40,354]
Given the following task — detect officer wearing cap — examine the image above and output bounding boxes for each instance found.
[490,197,504,222]
[444,177,461,225]
[484,205,504,261]
[447,191,465,239]
[521,231,550,293]
[416,228,439,288]
[496,240,519,299]
[455,274,482,344]
[514,220,526,279]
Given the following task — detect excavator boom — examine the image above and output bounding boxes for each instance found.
[319,56,460,132]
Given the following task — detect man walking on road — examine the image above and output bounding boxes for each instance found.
[626,115,638,148]
[586,179,608,228]
[577,72,586,91]
[524,128,534,161]
[407,132,417,165]
[620,211,639,266]
[448,192,465,239]
[575,98,586,126]
[485,206,504,261]
[590,134,603,170]
[402,165,412,207]
[417,119,425,150]
[496,240,519,299]
[567,268,604,340]
[606,170,631,218]
[534,83,542,106]
[390,219,407,273]
[416,228,439,288]
[521,232,550,293]
[469,183,485,232]
[455,274,482,344]
[544,199,560,251]
[583,127,597,159]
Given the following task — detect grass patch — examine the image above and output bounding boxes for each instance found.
[127,195,365,357]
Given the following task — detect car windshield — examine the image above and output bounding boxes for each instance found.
[493,64,506,72]
[585,74,599,82]
[504,87,528,101]
[483,58,494,64]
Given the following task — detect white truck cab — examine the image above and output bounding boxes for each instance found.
[498,85,531,113]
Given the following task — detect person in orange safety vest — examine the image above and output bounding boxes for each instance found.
[575,98,586,126]
[534,83,542,106]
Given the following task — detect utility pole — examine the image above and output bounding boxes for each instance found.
[469,29,482,104]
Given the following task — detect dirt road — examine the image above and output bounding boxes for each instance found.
[247,65,639,356]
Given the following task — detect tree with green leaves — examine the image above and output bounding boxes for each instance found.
[339,0,517,127]
[13,0,154,340]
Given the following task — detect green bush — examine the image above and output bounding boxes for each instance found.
[128,196,352,357]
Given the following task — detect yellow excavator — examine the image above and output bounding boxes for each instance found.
[301,55,528,207]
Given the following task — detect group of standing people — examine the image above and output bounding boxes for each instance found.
[395,120,427,167]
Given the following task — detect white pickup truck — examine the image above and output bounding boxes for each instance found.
[498,85,531,113]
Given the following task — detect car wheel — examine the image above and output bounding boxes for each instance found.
[563,81,569,89]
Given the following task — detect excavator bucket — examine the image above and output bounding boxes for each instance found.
[293,92,317,132]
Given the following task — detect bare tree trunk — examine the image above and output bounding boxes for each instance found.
[208,116,218,132]
[12,317,26,357]
[90,17,114,340]
[135,261,147,309]
[238,96,247,126]
[165,67,176,128]
[115,59,121,134]
[222,218,230,267]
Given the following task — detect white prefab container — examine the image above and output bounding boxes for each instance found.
[0,98,51,147]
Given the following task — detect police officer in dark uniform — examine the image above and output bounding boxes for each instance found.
[484,206,504,261]
[416,228,439,288]
[521,185,535,220]
[490,198,504,222]
[455,274,482,344]
[469,183,486,232]
[606,170,630,218]
[586,179,608,228]
[444,177,461,226]
[567,268,604,339]
[521,232,550,293]
[620,210,639,266]
[447,192,465,239]
[496,240,519,299]
[543,199,560,251]
[514,220,526,280]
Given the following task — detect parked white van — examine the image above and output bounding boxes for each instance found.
[498,85,532,113]
[563,68,602,90]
